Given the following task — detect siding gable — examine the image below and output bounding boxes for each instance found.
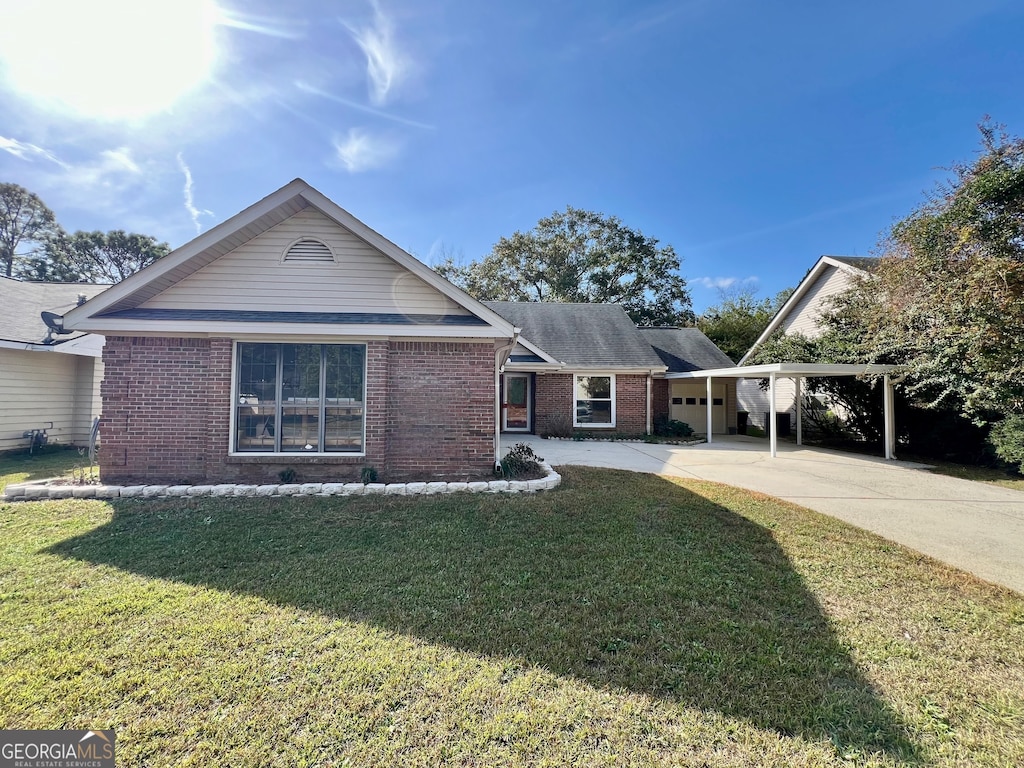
[140,208,468,317]
[779,264,856,339]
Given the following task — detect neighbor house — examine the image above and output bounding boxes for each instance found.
[737,255,877,431]
[62,180,735,485]
[0,277,108,452]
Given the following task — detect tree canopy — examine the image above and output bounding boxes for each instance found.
[17,230,171,283]
[0,183,62,278]
[697,286,793,362]
[436,206,693,326]
[751,121,1024,470]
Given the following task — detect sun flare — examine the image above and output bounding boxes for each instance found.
[0,0,219,121]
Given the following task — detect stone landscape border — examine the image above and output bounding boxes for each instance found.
[2,463,561,502]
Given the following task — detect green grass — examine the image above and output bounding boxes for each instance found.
[916,459,1024,492]
[2,466,1023,766]
[0,446,97,492]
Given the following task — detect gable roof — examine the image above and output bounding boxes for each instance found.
[639,327,735,372]
[62,179,517,339]
[738,254,878,364]
[0,277,108,348]
[484,301,667,370]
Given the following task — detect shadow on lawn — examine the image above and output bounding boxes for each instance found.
[49,467,919,759]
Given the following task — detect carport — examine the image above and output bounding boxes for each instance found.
[665,363,898,459]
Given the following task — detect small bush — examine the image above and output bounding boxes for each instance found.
[654,418,694,438]
[988,414,1024,473]
[501,443,544,479]
[278,468,298,483]
[540,412,573,438]
[361,466,379,484]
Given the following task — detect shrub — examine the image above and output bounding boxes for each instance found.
[500,442,544,479]
[654,417,694,438]
[988,414,1024,473]
[361,466,379,484]
[540,412,573,438]
[278,468,298,483]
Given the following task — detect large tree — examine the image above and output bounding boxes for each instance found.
[0,183,62,278]
[697,286,793,362]
[753,121,1024,469]
[436,206,693,326]
[17,229,171,283]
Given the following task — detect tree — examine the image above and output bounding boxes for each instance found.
[0,183,62,278]
[697,286,793,362]
[436,206,693,326]
[17,230,171,283]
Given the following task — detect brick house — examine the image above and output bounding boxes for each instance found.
[62,180,734,484]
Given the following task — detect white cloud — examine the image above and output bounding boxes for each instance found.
[333,128,400,172]
[346,0,408,105]
[0,135,68,167]
[693,276,759,290]
[175,153,213,234]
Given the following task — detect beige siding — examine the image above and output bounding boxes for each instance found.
[737,377,796,430]
[140,208,469,317]
[0,349,102,452]
[781,265,857,338]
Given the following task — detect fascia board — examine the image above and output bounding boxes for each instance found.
[65,318,510,338]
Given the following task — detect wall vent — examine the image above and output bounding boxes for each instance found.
[283,237,334,263]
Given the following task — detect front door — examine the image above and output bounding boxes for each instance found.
[503,373,531,432]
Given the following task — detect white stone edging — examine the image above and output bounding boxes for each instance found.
[1,463,561,502]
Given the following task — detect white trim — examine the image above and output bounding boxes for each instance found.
[573,373,616,429]
[228,340,368,457]
[738,255,875,364]
[502,372,532,432]
[666,362,896,379]
[68,318,508,338]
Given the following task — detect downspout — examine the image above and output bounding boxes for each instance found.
[646,373,653,435]
[494,329,520,471]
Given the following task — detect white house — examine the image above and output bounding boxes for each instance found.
[0,277,109,452]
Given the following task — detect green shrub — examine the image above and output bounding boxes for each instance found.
[361,466,379,484]
[278,468,298,483]
[500,443,544,479]
[988,414,1024,473]
[654,417,694,438]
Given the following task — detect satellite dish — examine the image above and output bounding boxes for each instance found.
[41,311,71,335]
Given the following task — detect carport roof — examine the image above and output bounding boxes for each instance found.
[665,362,896,379]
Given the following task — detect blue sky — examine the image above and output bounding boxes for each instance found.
[1,0,1021,312]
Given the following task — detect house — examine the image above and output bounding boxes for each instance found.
[62,180,735,485]
[0,277,108,452]
[736,255,878,430]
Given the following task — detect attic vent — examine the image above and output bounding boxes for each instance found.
[283,237,334,263]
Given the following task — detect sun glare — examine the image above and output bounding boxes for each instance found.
[0,0,219,121]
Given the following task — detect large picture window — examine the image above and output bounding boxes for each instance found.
[234,343,365,453]
[574,374,614,427]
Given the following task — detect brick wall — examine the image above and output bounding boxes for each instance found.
[652,378,669,424]
[534,372,651,435]
[100,337,496,484]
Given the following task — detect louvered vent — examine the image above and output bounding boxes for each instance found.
[283,238,334,263]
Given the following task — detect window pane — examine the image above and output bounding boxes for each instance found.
[236,343,278,451]
[280,405,320,452]
[577,400,612,424]
[577,376,610,399]
[325,405,363,451]
[282,344,321,401]
[236,407,276,451]
[325,345,364,400]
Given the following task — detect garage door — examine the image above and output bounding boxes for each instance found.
[669,381,727,434]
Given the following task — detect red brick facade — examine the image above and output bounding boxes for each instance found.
[99,336,497,485]
[532,372,651,436]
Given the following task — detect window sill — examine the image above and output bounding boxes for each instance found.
[227,453,366,465]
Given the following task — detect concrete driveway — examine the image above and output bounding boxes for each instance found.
[503,434,1024,594]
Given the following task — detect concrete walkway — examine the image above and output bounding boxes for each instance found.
[503,434,1024,594]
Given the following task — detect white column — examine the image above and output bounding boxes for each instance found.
[706,376,713,443]
[646,374,652,435]
[769,373,778,458]
[884,374,895,460]
[795,376,803,446]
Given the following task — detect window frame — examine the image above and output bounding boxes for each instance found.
[573,373,616,429]
[230,341,367,456]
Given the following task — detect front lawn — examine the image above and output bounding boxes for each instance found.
[1,466,1022,766]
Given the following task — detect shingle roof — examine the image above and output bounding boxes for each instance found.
[826,255,879,273]
[0,277,109,345]
[638,327,735,372]
[484,301,666,368]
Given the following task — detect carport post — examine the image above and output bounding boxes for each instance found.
[795,376,803,446]
[706,375,713,444]
[769,372,778,458]
[883,374,895,460]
